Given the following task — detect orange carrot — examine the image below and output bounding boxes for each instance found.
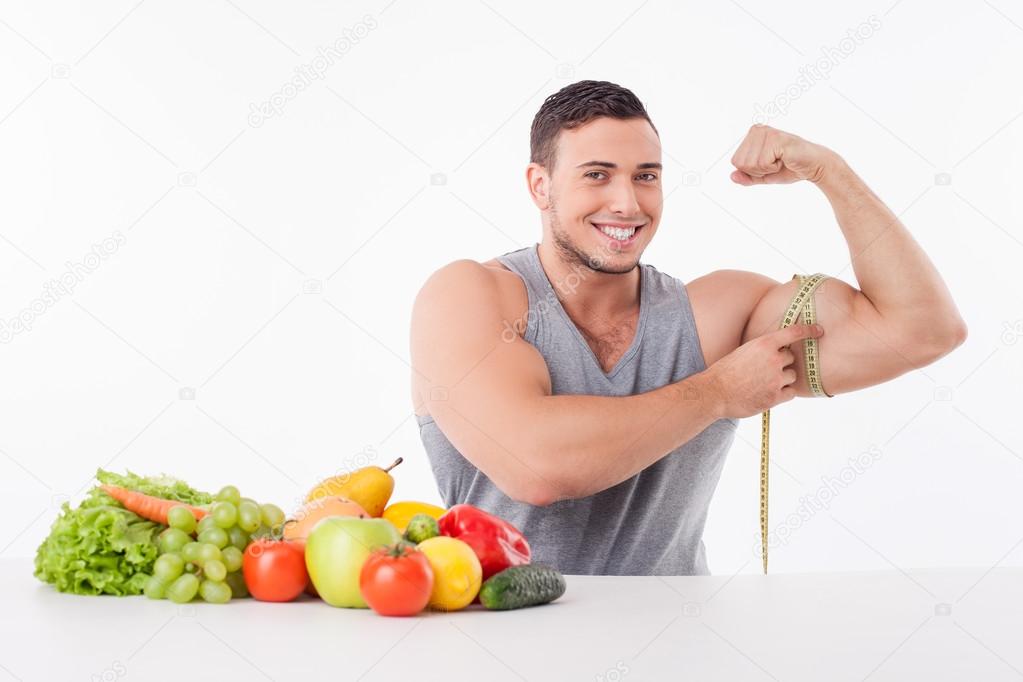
[99,484,207,525]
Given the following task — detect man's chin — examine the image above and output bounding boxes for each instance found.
[550,224,645,273]
[588,256,640,275]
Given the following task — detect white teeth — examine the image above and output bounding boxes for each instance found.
[596,224,637,240]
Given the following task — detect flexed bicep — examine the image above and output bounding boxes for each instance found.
[741,273,934,397]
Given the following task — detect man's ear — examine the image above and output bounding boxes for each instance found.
[526,162,551,210]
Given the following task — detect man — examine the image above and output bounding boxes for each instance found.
[409,80,966,576]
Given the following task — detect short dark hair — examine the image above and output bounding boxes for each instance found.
[529,80,658,173]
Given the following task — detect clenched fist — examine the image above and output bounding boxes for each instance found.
[702,323,825,419]
[730,124,838,186]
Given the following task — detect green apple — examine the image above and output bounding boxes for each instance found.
[305,516,401,608]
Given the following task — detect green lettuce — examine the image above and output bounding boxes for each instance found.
[93,469,213,506]
[33,469,212,596]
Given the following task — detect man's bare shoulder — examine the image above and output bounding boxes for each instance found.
[419,256,524,291]
[413,258,528,331]
[410,257,542,416]
[685,269,779,367]
[417,259,498,297]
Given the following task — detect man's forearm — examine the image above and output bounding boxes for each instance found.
[814,153,967,345]
[523,371,723,503]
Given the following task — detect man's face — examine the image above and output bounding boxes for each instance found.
[540,116,662,275]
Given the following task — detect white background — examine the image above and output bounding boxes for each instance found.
[1,0,1021,580]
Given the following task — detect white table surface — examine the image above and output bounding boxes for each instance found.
[2,558,1021,682]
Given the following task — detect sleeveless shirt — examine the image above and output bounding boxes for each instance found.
[415,244,739,575]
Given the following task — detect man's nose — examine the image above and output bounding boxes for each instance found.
[607,177,641,216]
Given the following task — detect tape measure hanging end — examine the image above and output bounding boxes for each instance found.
[760,273,833,575]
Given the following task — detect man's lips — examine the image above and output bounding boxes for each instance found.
[591,222,645,229]
[591,221,645,246]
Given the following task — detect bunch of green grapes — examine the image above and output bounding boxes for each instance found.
[143,485,286,604]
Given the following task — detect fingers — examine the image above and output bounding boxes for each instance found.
[743,141,768,176]
[749,138,781,175]
[732,125,767,170]
[731,126,807,186]
[730,170,757,186]
[742,136,763,173]
[758,147,783,174]
[774,323,823,346]
[781,368,797,385]
[733,125,781,177]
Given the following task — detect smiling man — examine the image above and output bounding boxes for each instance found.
[410,80,966,576]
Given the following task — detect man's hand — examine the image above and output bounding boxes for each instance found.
[730,124,838,186]
[703,323,825,419]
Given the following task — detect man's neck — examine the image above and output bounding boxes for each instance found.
[536,240,641,326]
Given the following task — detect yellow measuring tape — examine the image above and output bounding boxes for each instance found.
[760,273,834,574]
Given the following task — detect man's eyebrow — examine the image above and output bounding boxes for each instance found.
[574,160,663,170]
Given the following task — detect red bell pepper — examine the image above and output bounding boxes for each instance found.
[437,504,531,580]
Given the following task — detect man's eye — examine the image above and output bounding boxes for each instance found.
[584,171,658,181]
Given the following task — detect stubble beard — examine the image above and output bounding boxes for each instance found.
[548,198,638,276]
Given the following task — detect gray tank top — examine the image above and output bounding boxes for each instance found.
[416,244,739,575]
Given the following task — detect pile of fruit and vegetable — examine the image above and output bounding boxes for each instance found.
[33,459,565,615]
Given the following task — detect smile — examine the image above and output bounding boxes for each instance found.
[591,222,644,246]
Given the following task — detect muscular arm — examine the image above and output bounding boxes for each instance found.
[410,260,723,506]
[740,155,968,397]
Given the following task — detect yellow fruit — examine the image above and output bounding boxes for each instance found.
[306,457,403,517]
[382,501,446,533]
[417,536,482,611]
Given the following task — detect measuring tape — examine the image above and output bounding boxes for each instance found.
[760,273,833,574]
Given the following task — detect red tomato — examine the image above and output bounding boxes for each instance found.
[289,539,320,598]
[359,543,434,616]
[242,538,308,602]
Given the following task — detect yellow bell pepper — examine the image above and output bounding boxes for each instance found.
[382,501,446,532]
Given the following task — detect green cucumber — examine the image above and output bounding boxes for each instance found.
[479,564,566,610]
